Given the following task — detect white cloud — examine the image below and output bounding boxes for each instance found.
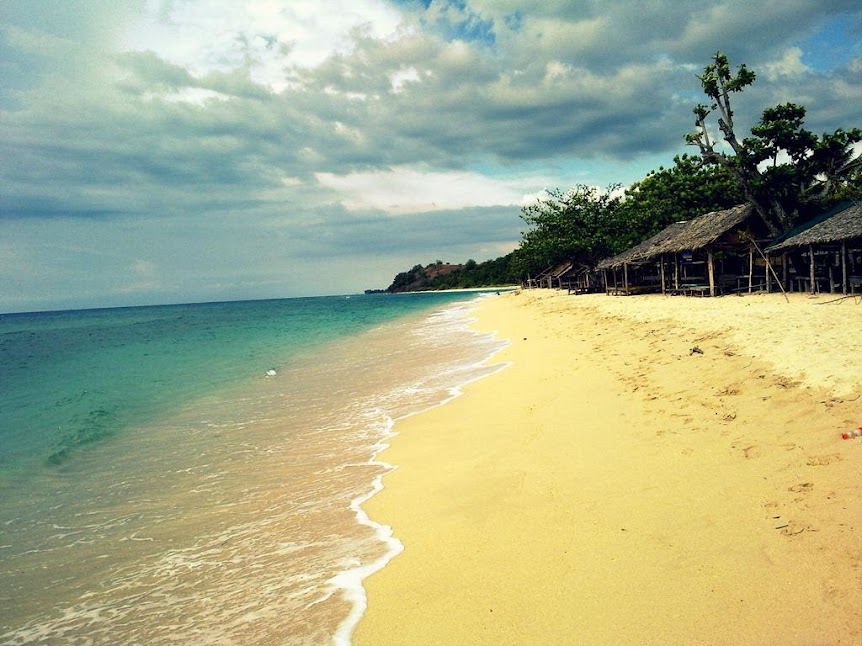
[390,66,421,93]
[763,47,811,80]
[143,87,231,104]
[131,259,157,275]
[121,0,405,91]
[315,167,551,214]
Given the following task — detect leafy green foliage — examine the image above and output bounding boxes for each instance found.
[387,264,429,292]
[430,255,518,289]
[515,184,622,278]
[687,51,862,234]
[615,154,743,246]
[513,157,742,280]
[386,256,518,292]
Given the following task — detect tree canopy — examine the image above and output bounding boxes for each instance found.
[514,184,622,278]
[513,153,743,279]
[686,52,861,235]
[615,153,742,245]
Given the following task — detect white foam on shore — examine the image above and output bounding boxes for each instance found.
[329,416,403,646]
[329,294,511,645]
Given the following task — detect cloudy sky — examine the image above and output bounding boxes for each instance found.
[2,1,861,312]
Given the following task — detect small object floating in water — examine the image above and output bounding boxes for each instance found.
[266,369,277,377]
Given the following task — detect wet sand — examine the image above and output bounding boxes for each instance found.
[355,289,862,645]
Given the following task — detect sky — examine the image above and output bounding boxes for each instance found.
[1,1,861,312]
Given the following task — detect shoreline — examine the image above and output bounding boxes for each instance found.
[354,290,861,644]
[332,294,512,644]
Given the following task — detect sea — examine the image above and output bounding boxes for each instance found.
[0,291,509,645]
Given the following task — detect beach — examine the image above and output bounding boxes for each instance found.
[355,290,862,645]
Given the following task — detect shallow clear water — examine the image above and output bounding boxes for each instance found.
[0,292,508,644]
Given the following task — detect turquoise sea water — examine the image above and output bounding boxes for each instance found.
[0,292,508,644]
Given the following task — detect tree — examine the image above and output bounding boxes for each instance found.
[685,52,862,235]
[616,153,743,244]
[516,184,621,278]
[387,264,425,292]
[803,128,862,202]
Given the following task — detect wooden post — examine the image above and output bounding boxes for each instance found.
[707,250,716,297]
[765,259,771,293]
[623,262,629,293]
[612,267,617,294]
[749,235,790,303]
[841,241,848,295]
[782,253,788,291]
[748,247,754,293]
[809,244,816,294]
[660,255,666,294]
[674,254,679,291]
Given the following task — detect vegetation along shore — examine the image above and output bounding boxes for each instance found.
[381,52,860,296]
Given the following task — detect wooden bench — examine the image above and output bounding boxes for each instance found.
[669,284,711,296]
[606,284,660,296]
[682,285,711,296]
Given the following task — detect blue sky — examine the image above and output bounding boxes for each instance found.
[1,0,861,312]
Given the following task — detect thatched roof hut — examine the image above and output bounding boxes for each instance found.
[648,204,757,256]
[597,204,757,269]
[766,202,862,252]
[765,202,862,294]
[543,261,576,288]
[596,222,689,270]
[596,204,764,296]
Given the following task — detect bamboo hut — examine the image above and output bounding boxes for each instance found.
[596,222,688,295]
[543,261,576,289]
[765,202,862,294]
[564,264,599,294]
[647,204,769,297]
[596,204,769,296]
[524,265,552,289]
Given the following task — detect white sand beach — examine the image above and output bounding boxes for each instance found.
[355,289,862,645]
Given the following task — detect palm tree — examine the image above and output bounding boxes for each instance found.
[803,129,862,202]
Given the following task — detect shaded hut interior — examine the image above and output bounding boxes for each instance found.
[765,202,862,295]
[598,204,774,296]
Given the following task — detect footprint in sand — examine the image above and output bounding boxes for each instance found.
[716,385,740,397]
[742,445,761,459]
[788,482,813,493]
[806,454,842,466]
[778,521,815,537]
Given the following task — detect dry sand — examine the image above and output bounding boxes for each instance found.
[354,289,862,645]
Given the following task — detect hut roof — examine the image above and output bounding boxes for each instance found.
[533,264,555,280]
[596,203,756,269]
[766,202,862,252]
[650,203,756,256]
[596,222,688,269]
[547,261,575,278]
